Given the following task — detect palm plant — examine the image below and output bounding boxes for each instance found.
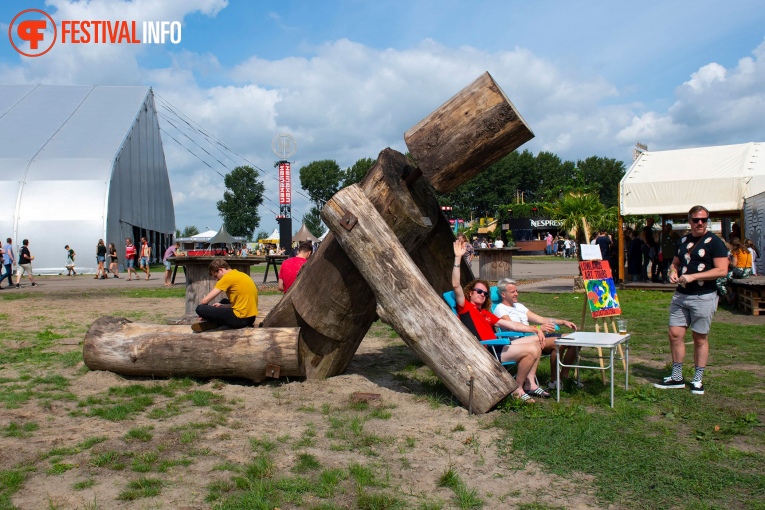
[545,192,617,246]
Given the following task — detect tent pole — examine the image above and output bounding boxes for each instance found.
[618,215,625,282]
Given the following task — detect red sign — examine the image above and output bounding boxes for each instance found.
[278,162,291,205]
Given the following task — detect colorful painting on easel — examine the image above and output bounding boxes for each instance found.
[580,260,621,318]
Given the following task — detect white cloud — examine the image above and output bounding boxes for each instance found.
[618,38,765,150]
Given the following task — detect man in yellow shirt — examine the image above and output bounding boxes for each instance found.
[193,259,258,332]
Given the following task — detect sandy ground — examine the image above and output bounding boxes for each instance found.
[1,284,607,510]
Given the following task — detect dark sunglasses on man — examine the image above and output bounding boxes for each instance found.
[473,288,489,296]
[690,216,708,223]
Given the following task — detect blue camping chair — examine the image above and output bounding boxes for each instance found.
[443,287,525,369]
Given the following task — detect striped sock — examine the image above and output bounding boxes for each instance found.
[671,362,683,381]
[693,366,705,383]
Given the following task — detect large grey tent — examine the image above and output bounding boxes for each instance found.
[0,85,175,274]
[292,223,318,243]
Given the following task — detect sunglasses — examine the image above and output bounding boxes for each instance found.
[690,217,708,223]
[473,288,489,296]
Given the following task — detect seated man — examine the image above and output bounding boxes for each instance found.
[493,277,579,391]
[193,259,258,332]
[452,239,546,402]
[278,241,313,292]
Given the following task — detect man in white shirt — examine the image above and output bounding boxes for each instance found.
[494,238,504,249]
[493,277,579,390]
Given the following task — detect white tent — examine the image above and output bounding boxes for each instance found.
[190,230,218,241]
[620,142,765,216]
[0,84,175,274]
[258,228,280,244]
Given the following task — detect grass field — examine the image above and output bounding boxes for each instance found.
[0,287,763,509]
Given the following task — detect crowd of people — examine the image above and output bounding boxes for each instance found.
[0,238,37,289]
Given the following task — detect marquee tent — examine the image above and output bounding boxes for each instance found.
[292,223,318,243]
[620,142,765,216]
[0,84,175,274]
[258,229,280,244]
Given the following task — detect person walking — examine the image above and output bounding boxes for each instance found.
[14,239,37,288]
[162,242,181,287]
[65,245,77,276]
[108,243,120,278]
[1,239,14,289]
[125,238,138,280]
[654,205,728,395]
[139,237,152,280]
[95,239,107,279]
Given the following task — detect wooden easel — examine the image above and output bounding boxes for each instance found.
[579,304,626,383]
[578,253,627,383]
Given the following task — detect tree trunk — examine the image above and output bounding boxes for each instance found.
[262,148,440,378]
[404,71,534,193]
[322,185,517,414]
[84,317,301,383]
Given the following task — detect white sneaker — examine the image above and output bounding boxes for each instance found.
[690,381,705,395]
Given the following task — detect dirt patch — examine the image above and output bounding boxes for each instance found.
[1,291,605,509]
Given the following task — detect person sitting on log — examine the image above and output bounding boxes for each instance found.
[493,277,579,391]
[193,259,258,332]
[452,239,546,403]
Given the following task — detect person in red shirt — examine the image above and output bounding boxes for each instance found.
[278,241,313,292]
[452,239,546,403]
[124,238,138,281]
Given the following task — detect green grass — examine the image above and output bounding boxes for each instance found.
[117,476,164,501]
[493,289,765,509]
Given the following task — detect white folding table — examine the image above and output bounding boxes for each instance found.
[555,332,630,407]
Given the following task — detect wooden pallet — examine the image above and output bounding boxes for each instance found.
[737,292,765,316]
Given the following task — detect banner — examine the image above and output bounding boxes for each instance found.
[580,260,621,318]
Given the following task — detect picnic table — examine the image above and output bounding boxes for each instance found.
[474,247,521,281]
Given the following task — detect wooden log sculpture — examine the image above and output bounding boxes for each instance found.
[84,317,301,383]
[263,72,531,381]
[322,185,518,413]
[262,148,445,379]
[404,71,534,193]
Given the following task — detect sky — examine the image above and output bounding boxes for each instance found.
[2,0,765,236]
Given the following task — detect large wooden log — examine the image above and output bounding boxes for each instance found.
[262,148,440,379]
[404,71,534,193]
[84,317,301,383]
[322,185,517,413]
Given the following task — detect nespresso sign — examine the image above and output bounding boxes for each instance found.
[508,217,564,229]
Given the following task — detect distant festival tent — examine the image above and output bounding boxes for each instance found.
[292,223,319,243]
[207,225,240,247]
[258,229,280,244]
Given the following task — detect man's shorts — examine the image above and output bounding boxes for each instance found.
[669,292,717,335]
[140,257,149,268]
[16,263,32,276]
[164,260,172,271]
[127,258,135,269]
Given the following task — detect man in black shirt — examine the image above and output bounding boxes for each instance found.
[594,230,611,262]
[654,206,728,395]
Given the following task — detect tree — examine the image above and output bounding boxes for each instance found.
[299,160,344,208]
[343,157,375,187]
[303,206,326,238]
[177,225,200,238]
[576,156,626,208]
[216,166,265,240]
[545,192,610,246]
[255,230,270,243]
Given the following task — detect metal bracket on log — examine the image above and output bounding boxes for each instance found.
[265,363,281,379]
[340,210,358,231]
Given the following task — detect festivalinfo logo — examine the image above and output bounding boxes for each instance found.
[9,8,182,57]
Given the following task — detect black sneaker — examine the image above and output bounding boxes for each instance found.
[690,381,704,395]
[191,321,218,333]
[654,376,685,389]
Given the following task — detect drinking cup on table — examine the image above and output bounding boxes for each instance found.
[617,319,628,335]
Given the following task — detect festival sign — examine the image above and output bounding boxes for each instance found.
[580,259,621,318]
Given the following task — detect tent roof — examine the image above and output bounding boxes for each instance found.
[191,230,218,240]
[258,228,280,243]
[207,225,241,245]
[292,223,318,242]
[620,142,765,216]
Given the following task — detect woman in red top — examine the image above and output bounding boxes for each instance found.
[453,239,547,402]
